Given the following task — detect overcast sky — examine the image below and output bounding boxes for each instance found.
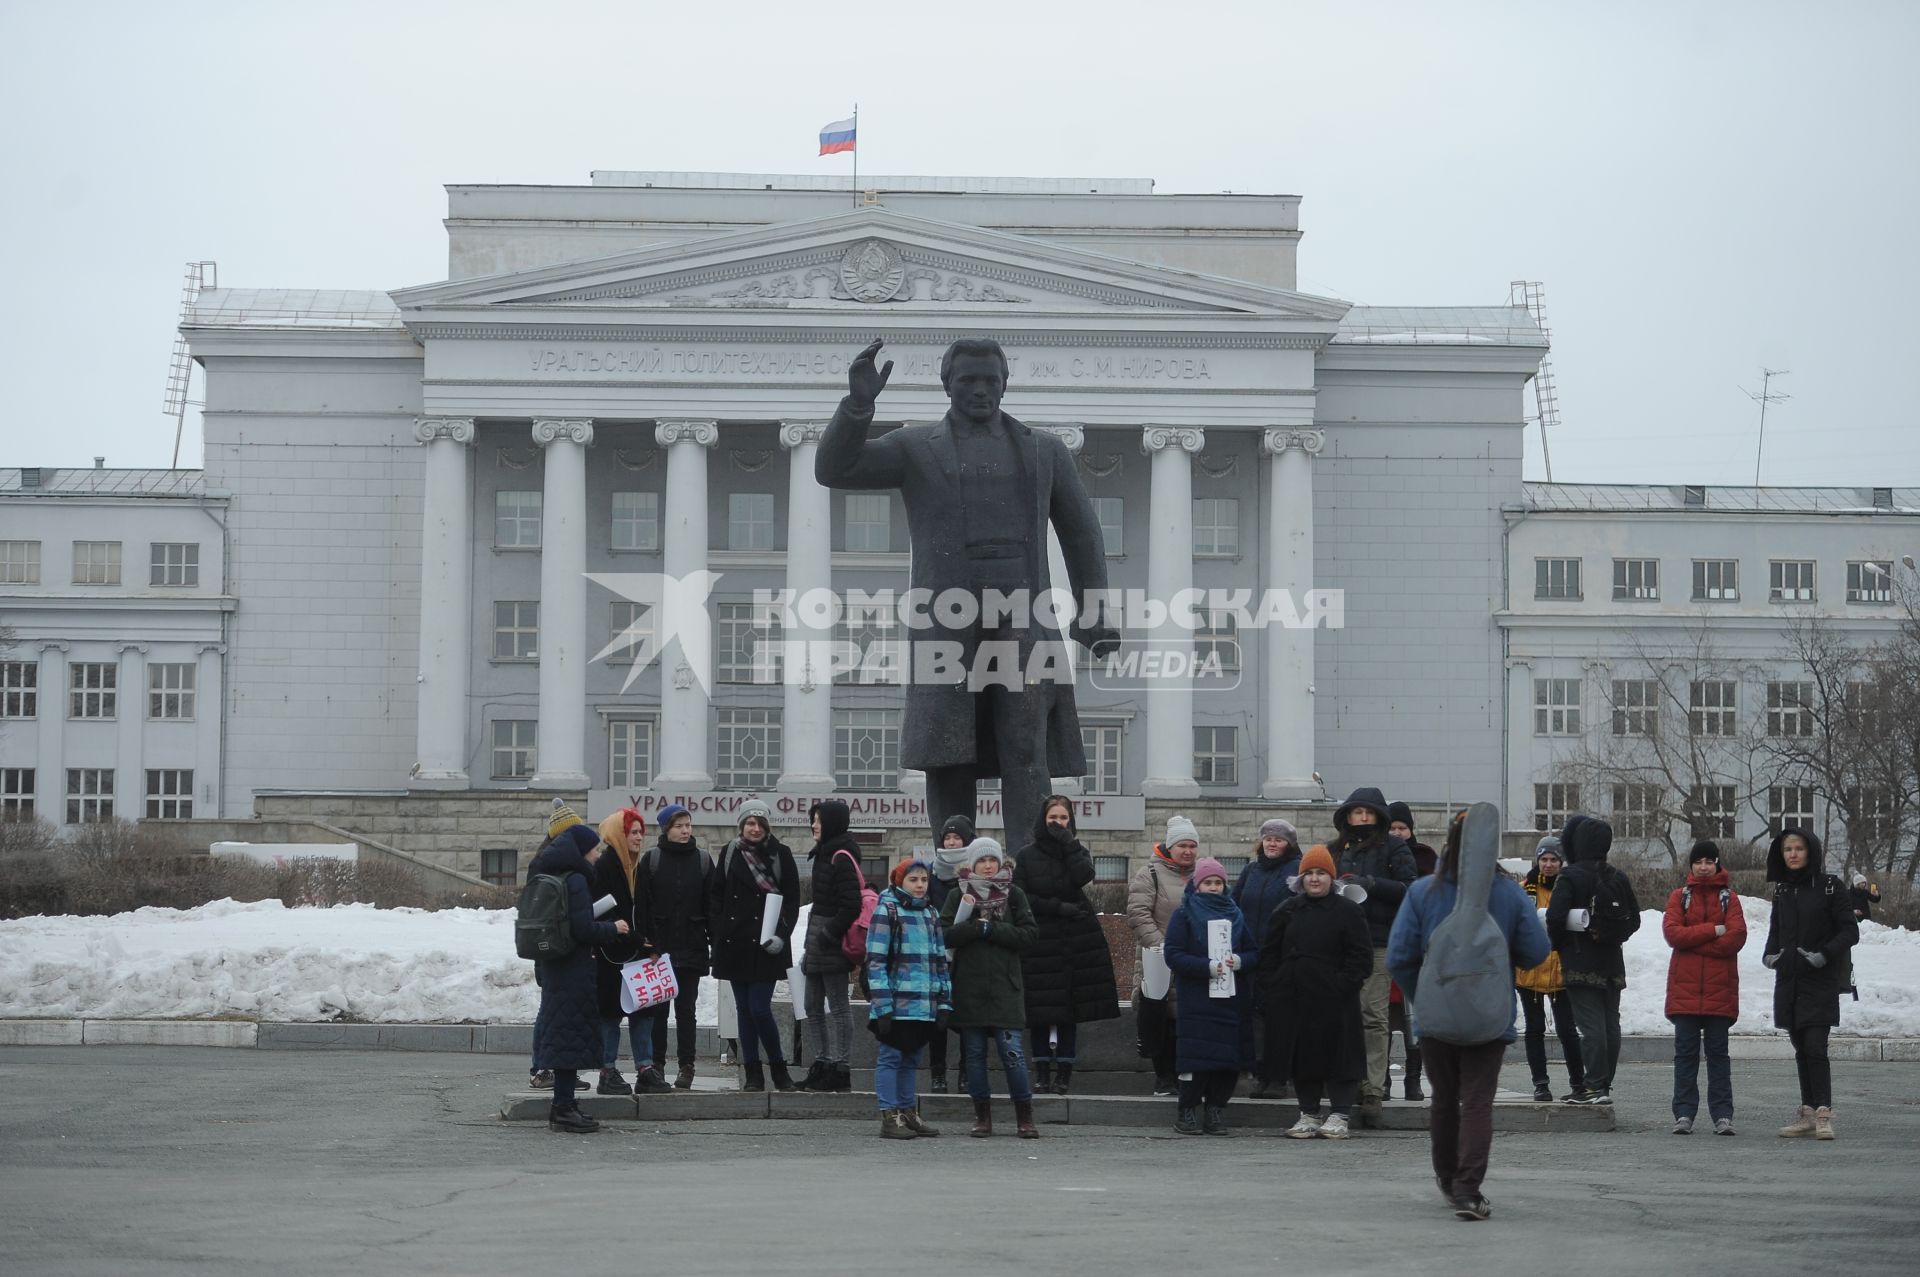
[3,0,1914,486]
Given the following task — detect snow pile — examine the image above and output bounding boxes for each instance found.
[2,895,1916,1035]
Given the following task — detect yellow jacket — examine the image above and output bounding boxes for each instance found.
[1514,874,1565,993]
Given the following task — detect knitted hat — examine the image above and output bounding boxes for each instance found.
[737,798,774,834]
[1298,845,1337,878]
[1258,818,1298,849]
[1852,871,1868,888]
[1534,835,1563,861]
[1387,801,1415,831]
[547,797,584,839]
[890,856,934,887]
[1192,857,1228,887]
[939,814,978,846]
[1165,813,1199,847]
[1688,839,1721,865]
[657,803,691,832]
[967,836,1005,871]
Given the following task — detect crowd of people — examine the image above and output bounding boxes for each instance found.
[518,786,1866,1217]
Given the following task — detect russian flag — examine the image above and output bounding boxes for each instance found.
[818,116,856,155]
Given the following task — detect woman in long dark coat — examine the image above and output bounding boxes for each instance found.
[529,824,628,1133]
[1259,844,1374,1140]
[709,798,802,1092]
[1764,826,1859,1140]
[1011,795,1120,1094]
[796,799,863,1093]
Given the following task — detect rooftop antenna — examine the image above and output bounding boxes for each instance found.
[1742,367,1790,487]
[1508,281,1561,481]
[163,261,218,468]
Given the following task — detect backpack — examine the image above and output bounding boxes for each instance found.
[1586,864,1641,946]
[1411,802,1515,1046]
[644,844,717,882]
[838,851,882,965]
[1821,875,1858,1000]
[514,873,576,960]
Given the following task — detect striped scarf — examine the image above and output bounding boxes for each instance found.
[735,838,778,894]
[957,863,1014,920]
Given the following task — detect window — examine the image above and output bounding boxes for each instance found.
[144,769,194,819]
[1193,609,1241,673]
[491,720,537,780]
[495,491,542,548]
[1193,499,1239,556]
[1193,725,1237,786]
[1689,681,1737,737]
[717,601,783,683]
[1845,786,1895,846]
[1534,557,1582,600]
[0,662,36,718]
[72,541,121,586]
[1533,678,1582,736]
[1845,681,1886,736]
[0,768,33,819]
[1610,679,1659,737]
[1092,854,1130,881]
[65,768,113,824]
[1770,559,1816,603]
[608,719,655,790]
[0,540,40,584]
[149,542,199,587]
[1216,855,1250,876]
[610,491,659,552]
[1691,559,1739,601]
[1688,785,1738,839]
[1767,681,1815,737]
[1092,497,1124,557]
[833,603,903,685]
[716,708,782,789]
[834,709,901,790]
[147,663,196,720]
[480,848,518,887]
[728,493,776,551]
[1768,785,1816,837]
[493,602,538,661]
[605,602,653,665]
[69,662,116,719]
[1848,560,1894,604]
[1081,722,1124,796]
[1534,783,1581,833]
[1611,784,1664,839]
[1611,558,1659,601]
[843,494,892,553]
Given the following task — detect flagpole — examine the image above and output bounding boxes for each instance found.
[850,103,859,207]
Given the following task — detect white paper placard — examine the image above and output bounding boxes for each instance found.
[1139,945,1171,1000]
[760,893,784,945]
[1207,918,1235,998]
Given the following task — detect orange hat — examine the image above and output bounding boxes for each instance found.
[889,856,934,887]
[1298,845,1337,878]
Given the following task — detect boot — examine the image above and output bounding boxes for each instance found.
[1053,1063,1074,1096]
[829,1062,853,1093]
[1203,1104,1228,1135]
[1405,1051,1424,1102]
[548,1103,599,1134]
[792,1059,827,1091]
[901,1105,941,1137]
[596,1067,633,1096]
[769,1060,796,1093]
[1014,1099,1039,1139]
[674,1061,696,1091]
[741,1061,766,1093]
[634,1065,673,1095]
[1174,1106,1202,1135]
[880,1108,917,1140]
[1812,1106,1835,1140]
[1777,1105,1816,1137]
[1033,1060,1053,1091]
[931,1068,950,1094]
[1532,1081,1553,1103]
[970,1098,993,1138]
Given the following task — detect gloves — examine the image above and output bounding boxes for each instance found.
[762,936,785,957]
[1210,959,1228,977]
[1798,948,1827,969]
[1057,902,1083,919]
[875,1014,895,1037]
[1763,952,1781,969]
[1340,873,1374,891]
[1224,953,1242,972]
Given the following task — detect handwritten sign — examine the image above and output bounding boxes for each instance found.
[619,956,679,1013]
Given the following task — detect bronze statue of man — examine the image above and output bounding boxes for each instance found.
[816,338,1119,845]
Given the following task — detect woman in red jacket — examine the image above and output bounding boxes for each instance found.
[1663,840,1747,1135]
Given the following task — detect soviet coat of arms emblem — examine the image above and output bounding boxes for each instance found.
[839,239,906,303]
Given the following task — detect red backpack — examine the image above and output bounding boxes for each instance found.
[837,850,881,965]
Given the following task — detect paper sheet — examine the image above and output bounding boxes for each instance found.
[1139,945,1172,1000]
[1207,918,1235,998]
[760,893,784,945]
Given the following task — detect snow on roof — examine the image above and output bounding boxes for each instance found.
[1522,482,1920,515]
[1333,305,1547,347]
[0,468,206,498]
[186,289,403,329]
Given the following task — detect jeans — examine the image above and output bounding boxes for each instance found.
[1295,1077,1358,1117]
[650,980,701,1068]
[1566,984,1623,1092]
[1423,1037,1506,1199]
[1790,1024,1833,1109]
[602,1010,656,1069]
[875,1042,924,1111]
[731,980,781,1066]
[804,971,853,1064]
[962,1027,1034,1103]
[1029,1022,1079,1065]
[1178,1069,1239,1108]
[1520,989,1586,1089]
[1671,1014,1734,1121]
[1359,947,1393,1102]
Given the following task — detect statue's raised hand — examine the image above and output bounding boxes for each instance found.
[848,339,894,409]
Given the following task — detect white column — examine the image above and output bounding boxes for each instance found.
[1262,428,1324,800]
[195,643,223,817]
[529,418,594,790]
[410,417,475,789]
[1139,426,1204,799]
[653,419,719,788]
[1036,425,1086,793]
[776,421,837,789]
[115,642,146,821]
[37,642,67,827]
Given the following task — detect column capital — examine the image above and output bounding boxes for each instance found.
[1262,427,1326,457]
[778,421,828,449]
[1141,426,1205,456]
[39,640,70,654]
[656,419,719,448]
[1035,424,1086,454]
[117,642,149,656]
[532,418,594,447]
[196,642,227,656]
[413,416,475,445]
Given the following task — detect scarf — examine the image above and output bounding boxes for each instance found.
[735,837,779,894]
[1180,881,1245,931]
[600,809,644,895]
[957,863,1014,920]
[931,844,973,883]
[1152,844,1195,877]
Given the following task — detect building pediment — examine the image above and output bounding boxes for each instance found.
[391,207,1349,325]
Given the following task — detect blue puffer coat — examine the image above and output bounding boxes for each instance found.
[530,828,625,1072]
[1163,886,1258,1074]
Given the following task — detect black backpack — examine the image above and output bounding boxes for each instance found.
[1586,864,1641,946]
[515,873,576,960]
[1819,875,1858,1000]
